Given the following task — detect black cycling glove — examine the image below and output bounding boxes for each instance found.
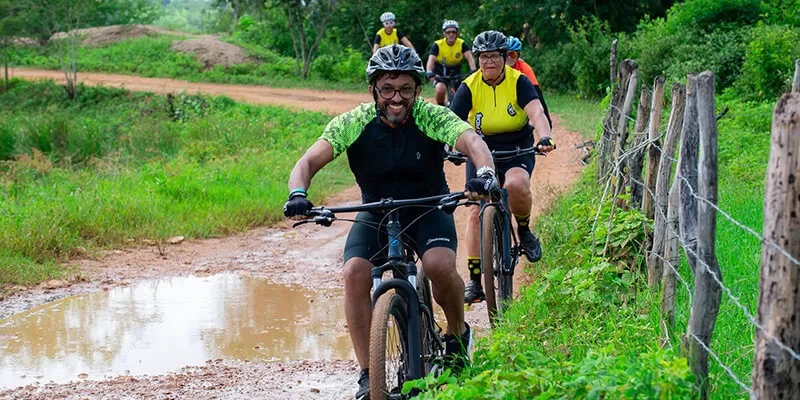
[283,190,313,217]
[425,71,435,80]
[465,171,499,197]
[536,136,556,149]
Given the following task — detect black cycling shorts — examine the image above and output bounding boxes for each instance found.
[465,149,536,187]
[343,207,457,265]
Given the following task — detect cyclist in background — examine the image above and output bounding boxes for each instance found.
[448,31,555,304]
[425,20,476,106]
[283,44,496,400]
[372,12,415,54]
[506,35,551,128]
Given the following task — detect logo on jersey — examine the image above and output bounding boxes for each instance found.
[455,52,462,60]
[416,152,421,160]
[474,112,484,134]
[507,103,517,116]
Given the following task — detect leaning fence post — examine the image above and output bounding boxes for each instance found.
[661,176,681,331]
[682,71,722,400]
[793,59,799,93]
[647,84,685,288]
[679,74,700,275]
[614,66,640,196]
[752,92,800,399]
[642,76,666,219]
[629,84,652,208]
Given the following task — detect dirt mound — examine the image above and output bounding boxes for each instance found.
[52,24,256,68]
[53,24,195,47]
[171,38,259,68]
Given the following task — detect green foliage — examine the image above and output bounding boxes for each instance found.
[312,47,367,83]
[567,17,617,98]
[733,22,800,100]
[0,81,353,284]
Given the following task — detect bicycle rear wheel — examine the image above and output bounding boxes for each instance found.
[369,293,410,400]
[481,206,511,326]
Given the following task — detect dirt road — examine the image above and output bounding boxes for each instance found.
[0,68,587,400]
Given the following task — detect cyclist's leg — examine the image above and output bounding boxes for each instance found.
[412,208,464,337]
[343,212,385,372]
[501,151,542,262]
[463,160,485,304]
[433,79,447,106]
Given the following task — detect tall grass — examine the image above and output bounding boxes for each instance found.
[0,80,353,285]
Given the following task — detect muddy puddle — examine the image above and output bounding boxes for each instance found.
[0,273,350,389]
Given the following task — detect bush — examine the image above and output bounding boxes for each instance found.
[733,23,800,100]
[567,17,617,98]
[312,47,367,83]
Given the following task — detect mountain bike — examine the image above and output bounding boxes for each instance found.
[446,146,544,325]
[433,57,471,106]
[294,192,470,399]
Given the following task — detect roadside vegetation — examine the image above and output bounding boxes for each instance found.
[0,0,797,398]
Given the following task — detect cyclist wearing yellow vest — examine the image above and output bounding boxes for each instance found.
[424,20,476,106]
[372,12,415,55]
[449,30,555,304]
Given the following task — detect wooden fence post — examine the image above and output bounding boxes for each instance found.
[793,59,799,93]
[661,176,681,330]
[610,39,618,86]
[682,71,721,400]
[629,84,652,208]
[642,76,666,219]
[752,92,800,399]
[647,83,685,288]
[614,66,640,196]
[598,59,638,182]
[680,74,700,275]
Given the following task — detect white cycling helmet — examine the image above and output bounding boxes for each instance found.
[380,12,395,23]
[442,20,459,31]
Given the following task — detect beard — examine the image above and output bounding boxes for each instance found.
[379,98,414,125]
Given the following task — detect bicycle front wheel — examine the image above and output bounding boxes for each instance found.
[481,205,512,325]
[370,293,410,400]
[417,268,442,376]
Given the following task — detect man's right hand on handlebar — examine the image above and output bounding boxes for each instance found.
[465,166,499,201]
[283,189,313,218]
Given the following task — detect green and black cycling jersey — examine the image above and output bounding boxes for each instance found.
[320,99,471,203]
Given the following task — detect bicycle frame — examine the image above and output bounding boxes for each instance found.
[297,193,466,386]
[479,188,520,278]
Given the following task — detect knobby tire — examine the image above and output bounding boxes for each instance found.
[481,206,512,326]
[369,293,409,400]
[416,268,440,376]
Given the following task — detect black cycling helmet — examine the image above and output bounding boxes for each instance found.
[366,44,425,84]
[472,30,508,55]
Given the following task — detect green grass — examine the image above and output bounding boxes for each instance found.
[0,80,353,286]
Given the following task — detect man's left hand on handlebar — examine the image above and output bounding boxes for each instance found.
[283,189,313,219]
[536,136,556,153]
[465,166,499,201]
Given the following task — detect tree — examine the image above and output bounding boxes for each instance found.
[0,0,28,89]
[271,0,336,79]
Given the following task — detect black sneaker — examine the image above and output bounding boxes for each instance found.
[518,229,542,263]
[464,279,485,304]
[355,368,369,400]
[443,323,473,374]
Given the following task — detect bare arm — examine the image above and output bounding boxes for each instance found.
[400,36,415,52]
[523,99,555,152]
[287,140,335,192]
[426,54,436,75]
[454,129,494,172]
[372,43,379,54]
[464,50,476,71]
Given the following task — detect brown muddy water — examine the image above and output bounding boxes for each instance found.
[0,273,350,389]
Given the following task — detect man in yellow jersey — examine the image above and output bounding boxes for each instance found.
[448,30,555,304]
[371,12,415,54]
[424,20,476,106]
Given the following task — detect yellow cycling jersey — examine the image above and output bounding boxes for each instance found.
[433,38,465,67]
[375,29,400,47]
[462,66,529,135]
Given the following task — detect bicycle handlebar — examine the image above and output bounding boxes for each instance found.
[444,146,545,166]
[293,192,470,228]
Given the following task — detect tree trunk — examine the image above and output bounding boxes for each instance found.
[752,92,800,399]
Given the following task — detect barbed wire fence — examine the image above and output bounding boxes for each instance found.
[587,51,800,399]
